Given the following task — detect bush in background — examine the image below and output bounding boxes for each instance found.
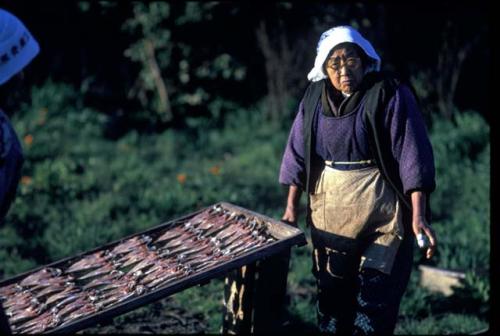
[0,79,490,334]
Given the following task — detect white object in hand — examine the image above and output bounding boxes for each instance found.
[417,233,428,248]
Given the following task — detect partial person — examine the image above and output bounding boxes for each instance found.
[0,8,39,224]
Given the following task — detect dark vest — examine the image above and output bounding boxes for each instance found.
[302,71,431,222]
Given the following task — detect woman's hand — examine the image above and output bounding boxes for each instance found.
[281,205,298,227]
[281,185,302,227]
[410,191,437,259]
[412,215,437,259]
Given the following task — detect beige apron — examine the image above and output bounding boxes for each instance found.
[309,163,404,275]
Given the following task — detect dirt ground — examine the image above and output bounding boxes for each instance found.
[80,298,207,334]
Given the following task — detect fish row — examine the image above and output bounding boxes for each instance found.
[1,205,276,333]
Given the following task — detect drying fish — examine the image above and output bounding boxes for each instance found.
[220,231,257,250]
[94,291,133,310]
[94,275,137,295]
[8,302,46,325]
[142,266,186,289]
[186,205,223,226]
[34,282,75,300]
[113,243,153,269]
[66,250,114,273]
[77,261,119,280]
[125,251,167,275]
[189,256,232,273]
[116,251,149,270]
[0,283,23,300]
[45,286,82,306]
[140,265,183,288]
[140,258,178,279]
[4,296,40,318]
[212,224,246,242]
[82,270,124,291]
[230,237,272,257]
[156,229,198,248]
[54,297,92,323]
[174,243,216,262]
[93,284,143,310]
[199,216,239,238]
[220,230,250,248]
[160,242,199,257]
[154,226,188,244]
[50,292,85,313]
[15,311,60,334]
[2,289,34,309]
[19,267,62,287]
[160,234,198,251]
[31,275,75,293]
[58,301,97,326]
[110,235,152,256]
[186,254,232,273]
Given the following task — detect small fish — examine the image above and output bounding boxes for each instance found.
[2,289,34,308]
[54,297,91,320]
[145,272,181,289]
[31,275,75,293]
[51,292,85,313]
[82,270,124,291]
[0,283,23,300]
[110,235,152,255]
[8,303,45,325]
[15,311,60,334]
[66,250,113,273]
[58,302,96,326]
[45,286,82,306]
[77,261,118,280]
[154,227,187,244]
[19,268,62,287]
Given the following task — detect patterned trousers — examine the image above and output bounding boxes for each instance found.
[310,224,414,335]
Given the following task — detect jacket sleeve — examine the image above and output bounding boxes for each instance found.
[384,84,436,194]
[279,99,307,189]
[0,110,14,161]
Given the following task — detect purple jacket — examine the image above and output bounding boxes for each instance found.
[279,83,435,195]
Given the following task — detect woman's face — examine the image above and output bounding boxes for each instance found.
[325,44,364,95]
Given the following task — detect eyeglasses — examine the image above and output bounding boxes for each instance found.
[326,57,362,72]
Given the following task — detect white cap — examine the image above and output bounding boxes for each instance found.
[307,25,381,82]
[0,8,40,85]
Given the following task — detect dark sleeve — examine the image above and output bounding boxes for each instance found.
[279,99,306,189]
[0,110,14,161]
[384,84,436,194]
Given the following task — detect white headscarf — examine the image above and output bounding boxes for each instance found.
[307,25,381,82]
[0,8,40,85]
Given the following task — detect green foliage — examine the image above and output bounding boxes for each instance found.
[123,2,173,122]
[121,2,248,127]
[426,110,489,317]
[395,313,488,335]
[1,79,490,333]
[397,109,490,332]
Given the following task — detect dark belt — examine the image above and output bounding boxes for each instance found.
[324,159,376,170]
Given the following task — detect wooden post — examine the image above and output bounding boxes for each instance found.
[222,248,291,334]
[0,303,11,335]
[252,249,291,333]
[221,263,257,335]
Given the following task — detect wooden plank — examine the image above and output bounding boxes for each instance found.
[419,265,466,296]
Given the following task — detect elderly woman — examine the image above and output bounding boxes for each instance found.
[0,7,39,223]
[279,26,436,334]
